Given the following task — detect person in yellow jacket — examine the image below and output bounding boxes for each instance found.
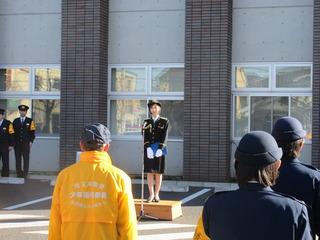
[48,123,137,240]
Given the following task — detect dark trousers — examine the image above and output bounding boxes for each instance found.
[14,142,30,178]
[0,149,9,177]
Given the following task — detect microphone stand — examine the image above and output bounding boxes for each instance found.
[137,123,159,221]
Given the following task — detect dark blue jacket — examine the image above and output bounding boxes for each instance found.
[273,158,320,237]
[203,183,312,240]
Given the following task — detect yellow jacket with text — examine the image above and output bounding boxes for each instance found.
[48,151,138,240]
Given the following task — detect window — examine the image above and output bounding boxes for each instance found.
[110,100,146,135]
[151,68,184,92]
[276,66,311,88]
[0,65,60,137]
[235,66,269,89]
[35,68,61,92]
[233,63,312,141]
[32,99,60,135]
[111,68,146,93]
[109,65,184,139]
[0,68,30,92]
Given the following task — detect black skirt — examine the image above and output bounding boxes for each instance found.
[143,149,165,174]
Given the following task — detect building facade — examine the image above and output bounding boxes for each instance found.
[0,0,316,181]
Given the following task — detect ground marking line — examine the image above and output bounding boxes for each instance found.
[180,188,211,204]
[0,221,49,229]
[137,223,195,231]
[23,230,48,235]
[0,214,44,220]
[3,196,52,210]
[138,231,194,240]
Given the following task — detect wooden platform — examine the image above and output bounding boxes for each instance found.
[134,199,182,220]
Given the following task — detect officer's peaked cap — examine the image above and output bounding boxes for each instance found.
[272,117,306,142]
[148,100,161,108]
[81,123,111,144]
[18,105,29,111]
[235,131,283,167]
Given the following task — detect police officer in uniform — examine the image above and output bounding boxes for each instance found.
[13,105,36,178]
[194,131,312,240]
[142,100,169,202]
[0,108,14,177]
[272,117,320,238]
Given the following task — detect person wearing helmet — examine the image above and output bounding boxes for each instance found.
[193,131,312,240]
[142,100,169,203]
[48,123,137,240]
[272,117,320,238]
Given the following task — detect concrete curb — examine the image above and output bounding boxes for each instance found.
[0,177,25,184]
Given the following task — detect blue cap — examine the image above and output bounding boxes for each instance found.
[81,123,111,144]
[235,131,283,167]
[272,117,306,142]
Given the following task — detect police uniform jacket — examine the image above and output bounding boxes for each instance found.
[13,117,36,144]
[143,117,169,150]
[0,119,14,150]
[194,183,312,240]
[48,151,137,240]
[273,158,320,237]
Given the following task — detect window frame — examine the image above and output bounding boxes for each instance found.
[232,62,312,144]
[232,64,272,91]
[108,64,184,141]
[0,64,61,139]
[273,63,313,92]
[32,64,61,95]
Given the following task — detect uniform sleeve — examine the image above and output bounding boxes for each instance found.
[314,180,320,236]
[193,211,210,240]
[8,123,14,146]
[116,174,138,240]
[158,120,169,150]
[30,120,36,142]
[48,175,63,240]
[296,205,313,240]
[142,121,151,148]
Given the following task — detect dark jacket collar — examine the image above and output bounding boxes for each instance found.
[239,182,273,192]
[281,157,300,165]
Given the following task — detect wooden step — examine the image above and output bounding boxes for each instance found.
[134,199,182,220]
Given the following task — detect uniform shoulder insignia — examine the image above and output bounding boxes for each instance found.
[273,191,306,206]
[205,190,233,203]
[300,163,319,171]
[160,117,168,121]
[144,119,152,123]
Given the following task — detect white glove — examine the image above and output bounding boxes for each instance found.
[155,149,163,157]
[147,147,154,159]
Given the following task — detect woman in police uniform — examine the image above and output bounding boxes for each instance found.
[142,100,169,202]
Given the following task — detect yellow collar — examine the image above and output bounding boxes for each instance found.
[79,151,112,165]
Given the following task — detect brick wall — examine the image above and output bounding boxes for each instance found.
[60,0,109,169]
[184,0,233,181]
[313,0,320,168]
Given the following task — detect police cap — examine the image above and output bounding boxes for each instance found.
[235,131,283,167]
[81,123,111,144]
[18,105,29,111]
[272,117,306,142]
[0,108,4,115]
[147,100,161,108]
